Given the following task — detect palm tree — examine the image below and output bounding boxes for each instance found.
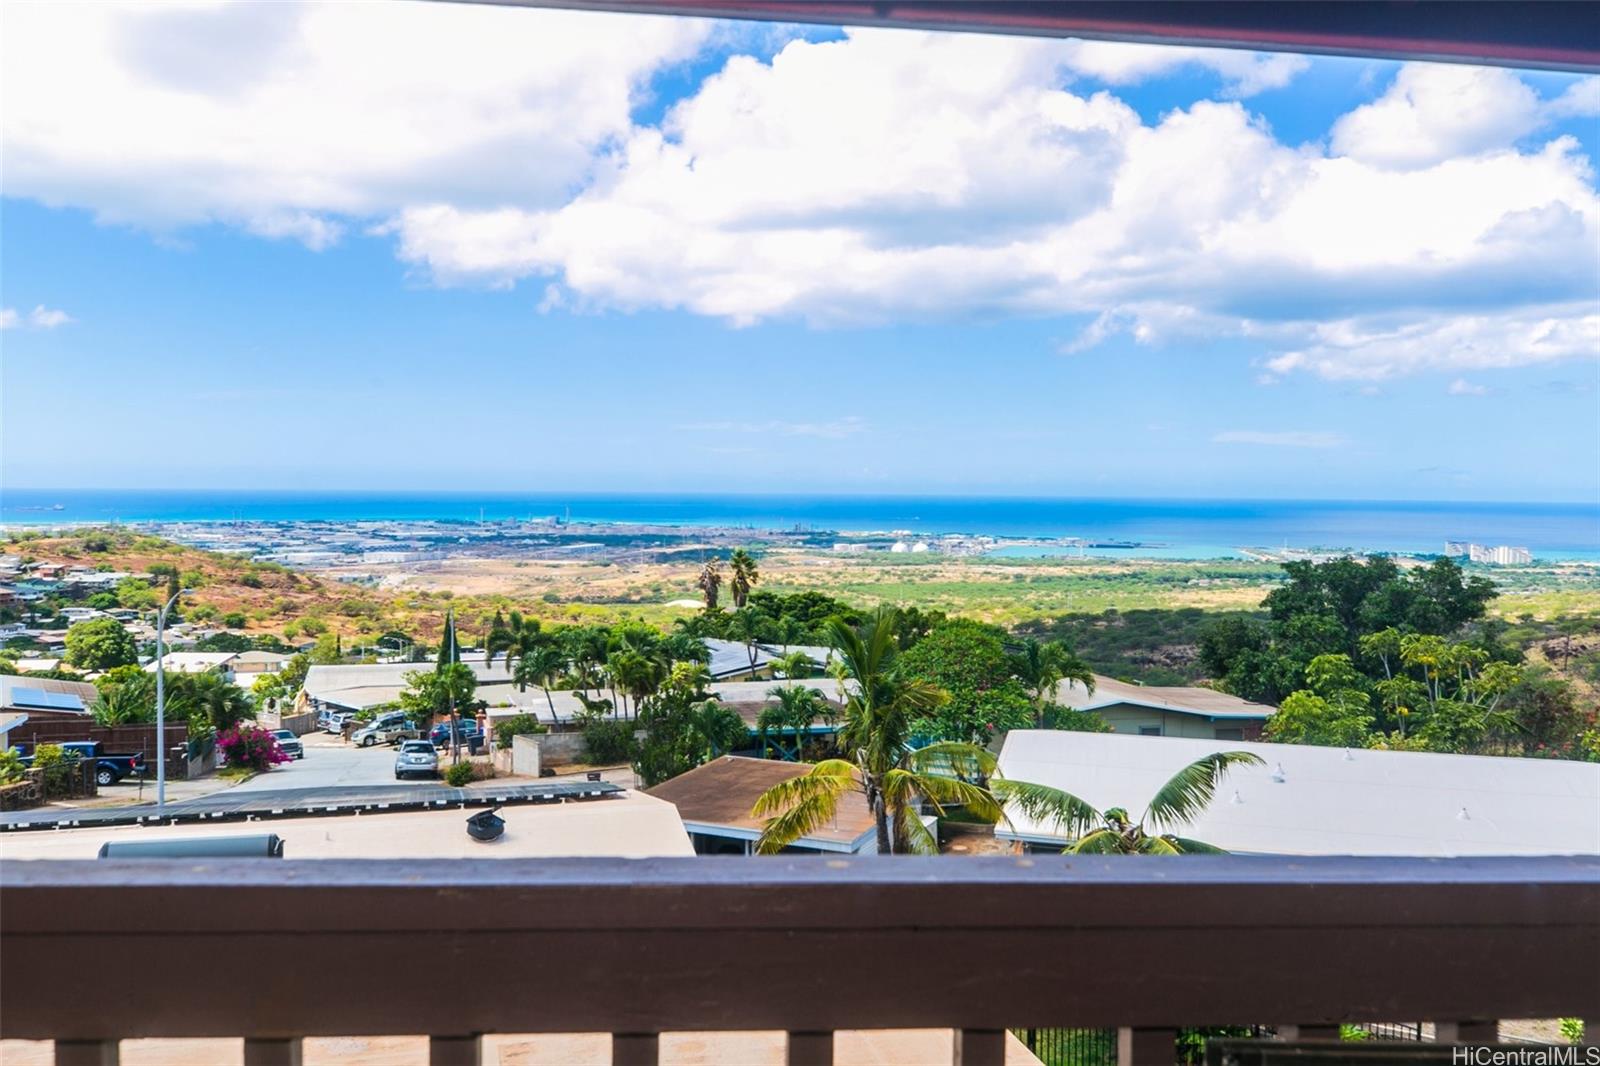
[772,649,815,679]
[729,548,759,609]
[1014,638,1096,727]
[697,558,723,611]
[756,683,830,760]
[727,607,772,670]
[484,611,543,675]
[994,751,1265,854]
[513,644,567,722]
[752,608,1002,854]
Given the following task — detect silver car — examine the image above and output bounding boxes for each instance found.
[394,740,438,780]
[271,729,305,760]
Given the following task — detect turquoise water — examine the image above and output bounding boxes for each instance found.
[2,490,1597,560]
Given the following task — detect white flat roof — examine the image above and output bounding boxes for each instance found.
[995,729,1600,857]
[0,791,693,861]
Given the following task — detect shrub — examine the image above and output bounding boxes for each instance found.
[0,748,26,784]
[1560,1019,1586,1044]
[583,719,636,764]
[494,713,548,748]
[32,744,81,797]
[221,612,248,630]
[217,725,291,773]
[443,761,475,787]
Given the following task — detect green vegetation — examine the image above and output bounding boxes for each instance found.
[633,664,747,786]
[443,761,475,787]
[493,713,547,748]
[996,752,1265,853]
[64,617,138,670]
[1198,556,1595,758]
[753,608,1003,854]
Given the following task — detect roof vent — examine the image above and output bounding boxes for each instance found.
[1343,749,1355,761]
[1458,807,1471,821]
[1270,763,1286,783]
[1230,790,1244,805]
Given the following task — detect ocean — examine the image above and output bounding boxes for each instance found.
[3,489,1598,560]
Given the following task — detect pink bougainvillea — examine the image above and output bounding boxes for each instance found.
[217,725,291,772]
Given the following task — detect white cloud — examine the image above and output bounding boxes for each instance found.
[1,1,709,245]
[678,416,866,439]
[1265,309,1599,381]
[28,306,73,329]
[0,306,73,330]
[3,9,1596,386]
[1212,430,1345,448]
[1447,378,1489,396]
[1056,40,1307,97]
[1331,65,1600,170]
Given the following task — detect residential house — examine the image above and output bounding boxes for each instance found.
[0,676,97,722]
[1056,674,1275,740]
[646,754,922,855]
[993,729,1600,857]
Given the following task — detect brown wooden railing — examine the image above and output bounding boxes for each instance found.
[3,855,1597,1065]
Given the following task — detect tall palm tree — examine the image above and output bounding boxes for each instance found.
[697,558,723,611]
[513,644,567,722]
[729,548,759,609]
[752,607,1002,854]
[1014,638,1096,727]
[484,611,543,676]
[994,751,1264,854]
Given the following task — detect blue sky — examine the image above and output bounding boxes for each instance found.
[2,4,1597,502]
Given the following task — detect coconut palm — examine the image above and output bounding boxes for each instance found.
[994,751,1265,854]
[753,607,1002,854]
[729,548,759,609]
[697,558,724,611]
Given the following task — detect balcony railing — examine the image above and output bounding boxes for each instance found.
[2,855,1596,1065]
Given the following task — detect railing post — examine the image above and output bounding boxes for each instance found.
[244,1038,302,1066]
[612,1032,660,1066]
[428,1034,481,1066]
[954,1029,1005,1065]
[1276,1024,1339,1041]
[1117,1027,1175,1066]
[1436,1020,1498,1043]
[54,1040,118,1066]
[787,1030,834,1066]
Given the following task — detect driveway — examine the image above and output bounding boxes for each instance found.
[232,730,436,792]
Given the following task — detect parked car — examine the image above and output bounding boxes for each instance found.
[322,710,356,734]
[429,719,483,752]
[352,712,422,748]
[271,729,304,760]
[11,740,146,788]
[394,739,439,780]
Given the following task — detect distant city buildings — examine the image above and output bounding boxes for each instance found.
[1444,541,1532,566]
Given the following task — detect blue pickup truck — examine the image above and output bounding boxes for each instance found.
[12,740,148,787]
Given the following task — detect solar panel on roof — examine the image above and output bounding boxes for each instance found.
[9,687,85,711]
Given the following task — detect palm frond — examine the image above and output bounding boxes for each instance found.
[1137,835,1183,855]
[913,772,1006,824]
[905,740,998,779]
[1069,827,1123,854]
[992,778,1101,838]
[749,759,854,818]
[1143,751,1265,832]
[1166,836,1227,854]
[897,804,941,855]
[755,791,843,854]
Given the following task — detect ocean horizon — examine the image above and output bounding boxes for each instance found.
[3,489,1598,560]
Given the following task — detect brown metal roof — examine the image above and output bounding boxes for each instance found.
[646,755,876,846]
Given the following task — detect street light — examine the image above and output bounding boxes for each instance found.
[154,587,193,818]
[378,636,411,661]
